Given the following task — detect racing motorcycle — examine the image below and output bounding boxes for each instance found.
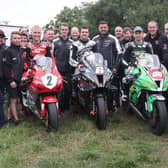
[20,55,63,130]
[73,51,115,130]
[123,53,168,135]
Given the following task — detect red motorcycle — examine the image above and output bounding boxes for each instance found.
[21,55,63,130]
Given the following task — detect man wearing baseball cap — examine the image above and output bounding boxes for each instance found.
[121,26,153,102]
[0,30,5,38]
[123,26,153,64]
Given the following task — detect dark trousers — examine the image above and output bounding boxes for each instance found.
[0,88,5,126]
[112,75,121,107]
[59,74,72,112]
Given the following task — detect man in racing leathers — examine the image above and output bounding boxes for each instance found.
[69,26,97,103]
[69,26,97,69]
[24,25,51,67]
[123,26,153,70]
[122,26,153,102]
[21,25,51,89]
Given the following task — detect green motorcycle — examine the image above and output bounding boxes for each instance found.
[123,53,168,135]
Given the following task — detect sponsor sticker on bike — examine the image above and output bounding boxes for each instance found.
[95,66,104,75]
[41,74,57,89]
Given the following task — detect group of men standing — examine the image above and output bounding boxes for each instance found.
[0,20,168,128]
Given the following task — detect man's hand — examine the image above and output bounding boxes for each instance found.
[24,63,28,71]
[112,68,117,73]
[10,81,17,88]
[78,64,84,69]
[126,66,133,74]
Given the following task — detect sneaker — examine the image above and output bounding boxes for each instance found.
[14,120,21,126]
[7,118,14,124]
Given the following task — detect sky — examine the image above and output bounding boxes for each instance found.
[0,0,97,28]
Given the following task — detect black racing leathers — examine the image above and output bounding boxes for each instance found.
[3,44,24,84]
[123,41,153,64]
[92,33,122,69]
[54,36,72,75]
[69,39,97,68]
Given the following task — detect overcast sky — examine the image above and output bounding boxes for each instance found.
[0,0,97,28]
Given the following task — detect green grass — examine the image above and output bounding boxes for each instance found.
[0,107,168,168]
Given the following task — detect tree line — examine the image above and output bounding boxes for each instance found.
[44,0,168,37]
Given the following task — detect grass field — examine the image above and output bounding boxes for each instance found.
[0,107,168,168]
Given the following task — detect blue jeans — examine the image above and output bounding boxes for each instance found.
[0,88,5,126]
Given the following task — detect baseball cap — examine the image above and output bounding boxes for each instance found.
[133,26,143,32]
[0,30,5,38]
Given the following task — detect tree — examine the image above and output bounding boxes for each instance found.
[44,0,168,36]
[44,6,86,33]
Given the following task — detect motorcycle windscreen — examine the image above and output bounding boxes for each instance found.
[35,56,52,71]
[85,53,105,74]
[138,54,161,70]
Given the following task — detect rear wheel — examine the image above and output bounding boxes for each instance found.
[96,96,107,130]
[149,101,167,136]
[47,103,58,131]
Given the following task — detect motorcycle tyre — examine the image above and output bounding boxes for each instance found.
[149,101,167,136]
[47,103,58,131]
[96,96,107,130]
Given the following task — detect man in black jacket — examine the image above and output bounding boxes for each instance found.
[93,21,122,71]
[159,22,168,69]
[93,21,122,110]
[120,27,133,52]
[3,31,24,124]
[0,30,7,128]
[54,23,72,112]
[144,21,162,60]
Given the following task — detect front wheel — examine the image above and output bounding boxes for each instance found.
[96,96,107,130]
[149,101,167,136]
[47,103,58,131]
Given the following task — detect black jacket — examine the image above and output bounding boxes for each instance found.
[3,44,24,84]
[159,34,168,68]
[0,45,6,87]
[0,46,5,80]
[123,41,153,63]
[144,32,162,60]
[54,36,72,75]
[120,37,134,52]
[92,33,122,69]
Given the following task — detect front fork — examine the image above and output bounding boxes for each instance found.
[90,92,108,116]
[147,94,165,113]
[40,96,59,119]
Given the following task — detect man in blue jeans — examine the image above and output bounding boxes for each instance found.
[0,30,7,128]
